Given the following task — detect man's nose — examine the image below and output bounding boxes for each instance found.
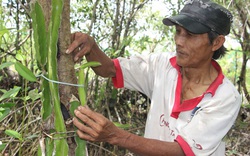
[175,35,186,47]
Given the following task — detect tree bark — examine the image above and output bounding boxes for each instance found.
[58,0,78,155]
[58,0,78,108]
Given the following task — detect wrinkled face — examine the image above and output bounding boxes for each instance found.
[174,25,214,68]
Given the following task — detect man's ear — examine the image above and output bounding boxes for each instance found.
[212,35,225,51]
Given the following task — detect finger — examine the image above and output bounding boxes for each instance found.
[73,46,87,62]
[66,32,84,54]
[74,108,95,126]
[66,40,83,55]
[76,106,107,132]
[74,108,102,135]
[76,129,95,142]
[73,117,99,139]
[78,106,106,125]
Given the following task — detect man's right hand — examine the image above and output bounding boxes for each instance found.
[66,32,116,77]
[66,32,96,62]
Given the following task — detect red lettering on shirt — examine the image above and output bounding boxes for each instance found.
[159,114,176,138]
[160,114,169,127]
[170,130,175,137]
[159,114,175,137]
[193,139,203,150]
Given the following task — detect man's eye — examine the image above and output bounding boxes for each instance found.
[175,29,180,34]
[188,32,195,36]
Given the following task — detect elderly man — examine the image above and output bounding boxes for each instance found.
[67,0,241,155]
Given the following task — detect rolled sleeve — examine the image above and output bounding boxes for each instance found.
[112,59,124,88]
[175,135,195,156]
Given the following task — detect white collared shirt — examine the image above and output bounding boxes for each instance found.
[112,52,241,156]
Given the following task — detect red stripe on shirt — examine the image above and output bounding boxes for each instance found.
[170,57,224,118]
[112,59,124,88]
[175,135,195,156]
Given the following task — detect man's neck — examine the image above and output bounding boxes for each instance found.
[181,64,218,85]
[180,64,218,102]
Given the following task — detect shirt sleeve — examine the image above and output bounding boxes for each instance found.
[175,136,195,156]
[112,53,174,98]
[112,59,124,88]
[176,82,241,155]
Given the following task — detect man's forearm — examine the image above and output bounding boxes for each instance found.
[85,42,116,78]
[110,128,185,156]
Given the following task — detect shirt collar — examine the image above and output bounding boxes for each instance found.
[170,56,224,96]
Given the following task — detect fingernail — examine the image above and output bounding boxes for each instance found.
[78,106,82,110]
[74,57,79,61]
[66,49,70,54]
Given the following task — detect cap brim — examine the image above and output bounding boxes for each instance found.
[163,14,211,34]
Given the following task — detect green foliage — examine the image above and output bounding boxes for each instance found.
[0,87,21,101]
[31,0,68,155]
[70,101,86,155]
[30,2,47,67]
[0,106,11,122]
[113,122,131,129]
[73,61,101,155]
[14,62,37,82]
[28,88,41,102]
[40,78,52,120]
[4,130,23,142]
[0,102,15,122]
[0,143,7,152]
[0,62,14,70]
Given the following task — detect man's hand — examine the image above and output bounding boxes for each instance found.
[73,106,119,144]
[73,106,185,156]
[66,32,95,62]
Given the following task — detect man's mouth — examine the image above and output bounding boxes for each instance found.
[176,50,187,56]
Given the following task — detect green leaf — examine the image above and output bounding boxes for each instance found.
[75,135,87,156]
[70,101,87,156]
[28,89,41,101]
[80,61,101,69]
[5,130,23,141]
[15,62,37,82]
[48,0,69,155]
[31,1,48,66]
[41,78,52,120]
[55,139,68,156]
[0,108,10,122]
[37,144,42,156]
[45,137,54,156]
[0,143,7,152]
[69,101,80,117]
[0,62,14,70]
[26,134,39,140]
[113,122,131,129]
[16,53,25,62]
[0,102,15,108]
[0,87,21,101]
[0,89,7,94]
[0,29,9,36]
[78,68,86,106]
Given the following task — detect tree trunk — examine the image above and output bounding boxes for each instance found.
[58,0,78,107]
[58,0,78,155]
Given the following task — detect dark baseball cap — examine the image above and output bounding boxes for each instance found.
[163,0,233,35]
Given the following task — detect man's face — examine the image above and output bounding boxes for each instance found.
[174,25,214,68]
